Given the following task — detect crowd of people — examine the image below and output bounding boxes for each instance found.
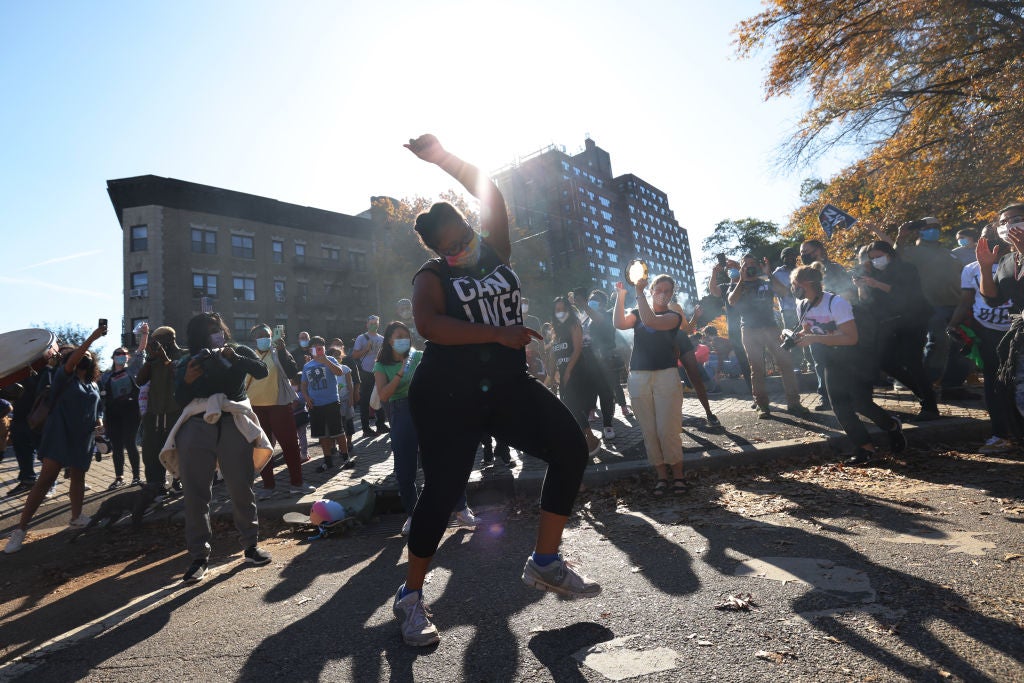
[2,133,1022,649]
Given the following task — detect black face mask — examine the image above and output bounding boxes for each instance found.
[800,253,816,266]
[77,356,93,374]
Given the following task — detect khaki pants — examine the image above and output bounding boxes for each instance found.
[740,325,802,408]
[627,368,684,467]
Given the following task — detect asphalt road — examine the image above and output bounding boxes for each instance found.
[1,447,1022,682]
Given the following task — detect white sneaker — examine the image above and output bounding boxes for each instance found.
[602,427,616,440]
[289,483,317,495]
[44,483,57,499]
[4,528,26,554]
[401,517,412,536]
[68,514,91,529]
[979,436,1014,454]
[455,507,477,528]
[521,554,601,598]
[393,585,439,646]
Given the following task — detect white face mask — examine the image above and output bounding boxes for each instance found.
[521,303,529,314]
[871,255,890,270]
[554,311,569,323]
[653,292,671,306]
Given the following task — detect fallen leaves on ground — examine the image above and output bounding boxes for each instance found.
[755,649,797,663]
[714,593,757,611]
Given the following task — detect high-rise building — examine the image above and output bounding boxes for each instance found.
[107,175,379,344]
[492,137,697,304]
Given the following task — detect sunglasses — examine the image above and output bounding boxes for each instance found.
[439,226,475,257]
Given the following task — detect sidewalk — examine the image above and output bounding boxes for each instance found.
[0,372,994,534]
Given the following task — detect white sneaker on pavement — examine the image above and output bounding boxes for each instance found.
[455,507,477,527]
[68,514,91,529]
[602,427,616,440]
[4,528,26,554]
[289,483,317,495]
[393,585,439,646]
[979,436,1014,454]
[522,554,601,598]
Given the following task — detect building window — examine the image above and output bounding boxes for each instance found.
[130,271,148,298]
[130,225,148,251]
[233,277,256,301]
[192,273,218,298]
[231,235,254,259]
[191,228,217,254]
[322,247,340,261]
[233,316,258,337]
[274,280,286,302]
[349,251,367,271]
[272,240,284,264]
[295,243,306,264]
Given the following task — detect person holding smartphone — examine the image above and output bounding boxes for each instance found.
[300,336,350,471]
[5,323,107,553]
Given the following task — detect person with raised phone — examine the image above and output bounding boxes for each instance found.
[5,321,107,553]
[727,254,809,419]
[392,134,601,647]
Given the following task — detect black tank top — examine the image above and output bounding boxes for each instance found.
[629,308,682,371]
[413,241,527,378]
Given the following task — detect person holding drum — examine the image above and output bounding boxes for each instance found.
[5,323,107,553]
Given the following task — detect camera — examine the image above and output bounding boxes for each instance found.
[780,329,800,351]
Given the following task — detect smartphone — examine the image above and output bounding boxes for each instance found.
[273,325,284,342]
[99,318,108,335]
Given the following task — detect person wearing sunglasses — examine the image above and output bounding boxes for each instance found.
[392,134,601,647]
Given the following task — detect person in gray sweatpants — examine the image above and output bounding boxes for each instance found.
[176,417,259,561]
[174,312,271,583]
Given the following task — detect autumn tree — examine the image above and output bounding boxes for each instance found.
[736,1,1024,261]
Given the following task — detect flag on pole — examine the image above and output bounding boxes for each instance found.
[818,204,857,239]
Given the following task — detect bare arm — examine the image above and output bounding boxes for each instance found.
[375,369,404,403]
[613,284,637,330]
[635,280,683,332]
[64,325,105,375]
[406,134,510,262]
[561,325,583,381]
[948,289,976,329]
[798,319,858,347]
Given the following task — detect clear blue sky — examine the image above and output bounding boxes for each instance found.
[0,1,845,358]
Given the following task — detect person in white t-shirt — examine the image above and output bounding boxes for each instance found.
[948,223,1020,453]
[789,264,905,465]
[351,315,388,437]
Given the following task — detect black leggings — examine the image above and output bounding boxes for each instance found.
[823,355,896,449]
[879,325,938,412]
[561,357,604,430]
[107,404,141,479]
[408,370,587,559]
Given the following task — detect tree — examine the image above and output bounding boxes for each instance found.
[700,218,801,265]
[736,1,1024,257]
[33,321,90,347]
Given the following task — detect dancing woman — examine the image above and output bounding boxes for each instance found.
[393,134,601,646]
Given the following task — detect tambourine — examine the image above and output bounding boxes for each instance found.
[625,259,649,286]
[0,329,59,389]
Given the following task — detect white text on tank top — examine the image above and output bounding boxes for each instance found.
[452,266,523,326]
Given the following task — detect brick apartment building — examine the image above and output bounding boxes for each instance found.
[107,175,380,345]
[492,137,698,305]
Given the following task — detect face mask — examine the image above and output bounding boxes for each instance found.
[445,231,481,268]
[791,285,806,299]
[554,311,569,323]
[392,338,411,355]
[521,303,529,314]
[653,292,671,306]
[112,354,127,366]
[800,253,815,266]
[256,338,272,351]
[77,356,93,374]
[368,322,379,333]
[871,255,890,270]
[998,224,1013,241]
[208,331,225,348]
[299,339,309,348]
[920,227,941,241]
[957,238,971,247]
[588,300,601,311]
[727,268,740,279]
